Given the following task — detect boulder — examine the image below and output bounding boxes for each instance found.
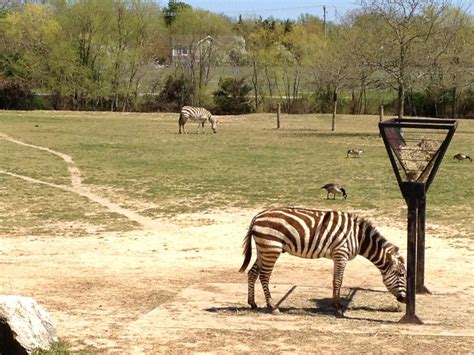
[0,296,57,354]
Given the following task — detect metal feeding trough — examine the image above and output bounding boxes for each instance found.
[379,118,458,324]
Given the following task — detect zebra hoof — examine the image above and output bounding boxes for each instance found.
[334,309,345,318]
[249,303,258,309]
[271,308,281,315]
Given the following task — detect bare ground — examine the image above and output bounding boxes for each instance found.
[0,209,473,353]
[0,133,473,353]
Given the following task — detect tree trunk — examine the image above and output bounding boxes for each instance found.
[452,87,457,118]
[332,89,337,131]
[351,90,356,114]
[398,83,405,119]
[251,60,259,111]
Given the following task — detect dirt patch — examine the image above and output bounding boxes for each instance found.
[0,134,472,352]
[0,209,472,353]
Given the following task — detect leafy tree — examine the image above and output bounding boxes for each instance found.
[163,0,191,27]
[108,0,164,111]
[244,19,285,111]
[311,27,353,130]
[2,3,73,108]
[170,7,232,106]
[281,24,321,112]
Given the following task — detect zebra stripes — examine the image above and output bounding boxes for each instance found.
[239,207,406,316]
[178,106,218,134]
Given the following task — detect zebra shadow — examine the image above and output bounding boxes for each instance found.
[205,287,400,323]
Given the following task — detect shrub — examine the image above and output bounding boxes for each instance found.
[156,74,193,112]
[213,77,252,114]
[0,75,35,109]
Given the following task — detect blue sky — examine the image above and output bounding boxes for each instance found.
[178,0,360,22]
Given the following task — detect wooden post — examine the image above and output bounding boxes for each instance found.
[332,91,337,132]
[277,103,281,129]
[378,105,384,137]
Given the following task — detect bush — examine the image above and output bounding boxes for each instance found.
[213,77,252,114]
[0,75,35,109]
[155,74,193,112]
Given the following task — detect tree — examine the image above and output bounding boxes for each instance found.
[58,0,165,111]
[163,0,191,27]
[422,8,473,117]
[170,7,231,106]
[281,24,321,112]
[108,1,164,111]
[311,27,353,130]
[355,0,466,118]
[1,3,73,108]
[59,0,114,109]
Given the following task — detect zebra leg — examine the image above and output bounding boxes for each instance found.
[258,252,281,314]
[178,115,186,134]
[247,260,261,309]
[332,257,348,317]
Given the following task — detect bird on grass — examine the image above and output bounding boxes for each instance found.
[346,149,364,158]
[453,153,472,162]
[321,183,347,200]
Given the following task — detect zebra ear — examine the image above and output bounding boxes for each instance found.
[387,252,396,266]
[388,251,405,274]
[387,250,403,270]
[398,255,405,264]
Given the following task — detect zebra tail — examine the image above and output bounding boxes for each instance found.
[239,222,254,273]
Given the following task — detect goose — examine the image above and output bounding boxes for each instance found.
[453,153,472,162]
[347,149,364,158]
[321,183,347,200]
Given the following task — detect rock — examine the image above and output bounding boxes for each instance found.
[0,296,57,354]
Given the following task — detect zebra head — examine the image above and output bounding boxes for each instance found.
[382,248,407,303]
[209,116,218,133]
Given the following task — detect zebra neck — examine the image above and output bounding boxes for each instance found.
[357,220,392,271]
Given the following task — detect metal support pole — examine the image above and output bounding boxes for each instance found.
[416,195,431,294]
[399,183,423,324]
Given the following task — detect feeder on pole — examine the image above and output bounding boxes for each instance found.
[379,117,457,324]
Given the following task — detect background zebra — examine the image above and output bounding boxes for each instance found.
[239,207,406,316]
[178,106,218,134]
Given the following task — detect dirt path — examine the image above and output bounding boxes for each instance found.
[0,133,473,352]
[0,133,158,229]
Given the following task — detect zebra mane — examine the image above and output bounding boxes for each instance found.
[355,214,400,267]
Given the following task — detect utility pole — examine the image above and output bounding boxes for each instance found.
[323,5,327,39]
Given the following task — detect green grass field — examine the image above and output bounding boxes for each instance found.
[0,110,472,238]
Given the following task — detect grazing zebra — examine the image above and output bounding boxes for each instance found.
[347,149,364,158]
[453,153,472,162]
[239,207,406,316]
[178,106,218,134]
